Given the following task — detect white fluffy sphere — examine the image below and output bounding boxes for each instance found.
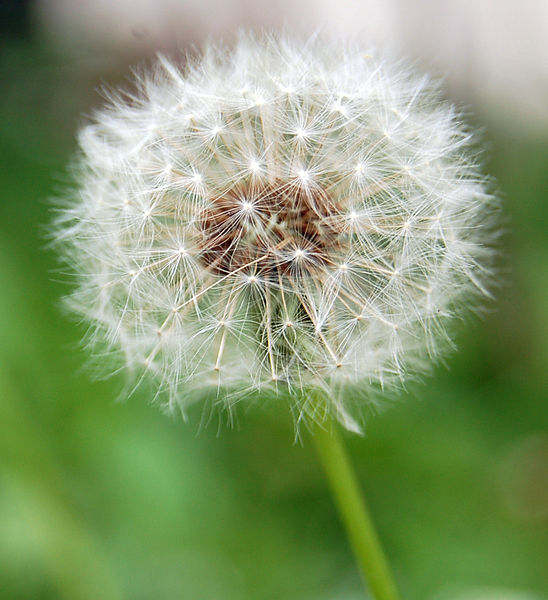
[55,34,498,431]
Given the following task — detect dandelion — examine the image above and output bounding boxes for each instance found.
[53,33,499,599]
[54,34,497,429]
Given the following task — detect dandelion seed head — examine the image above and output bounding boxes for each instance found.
[54,33,499,431]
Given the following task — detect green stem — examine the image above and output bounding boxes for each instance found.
[312,421,401,600]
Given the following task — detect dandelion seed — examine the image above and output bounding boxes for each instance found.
[53,33,499,431]
[249,160,261,173]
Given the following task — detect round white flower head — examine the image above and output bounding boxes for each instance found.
[55,33,498,432]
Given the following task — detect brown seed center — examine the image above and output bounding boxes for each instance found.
[199,180,343,278]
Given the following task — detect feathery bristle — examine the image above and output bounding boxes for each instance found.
[53,33,499,431]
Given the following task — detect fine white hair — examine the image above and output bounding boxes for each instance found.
[54,32,499,432]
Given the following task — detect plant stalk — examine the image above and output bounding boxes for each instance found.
[312,421,401,600]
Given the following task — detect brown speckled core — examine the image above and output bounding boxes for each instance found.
[199,180,343,278]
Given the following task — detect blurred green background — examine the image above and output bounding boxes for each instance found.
[1,3,547,599]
